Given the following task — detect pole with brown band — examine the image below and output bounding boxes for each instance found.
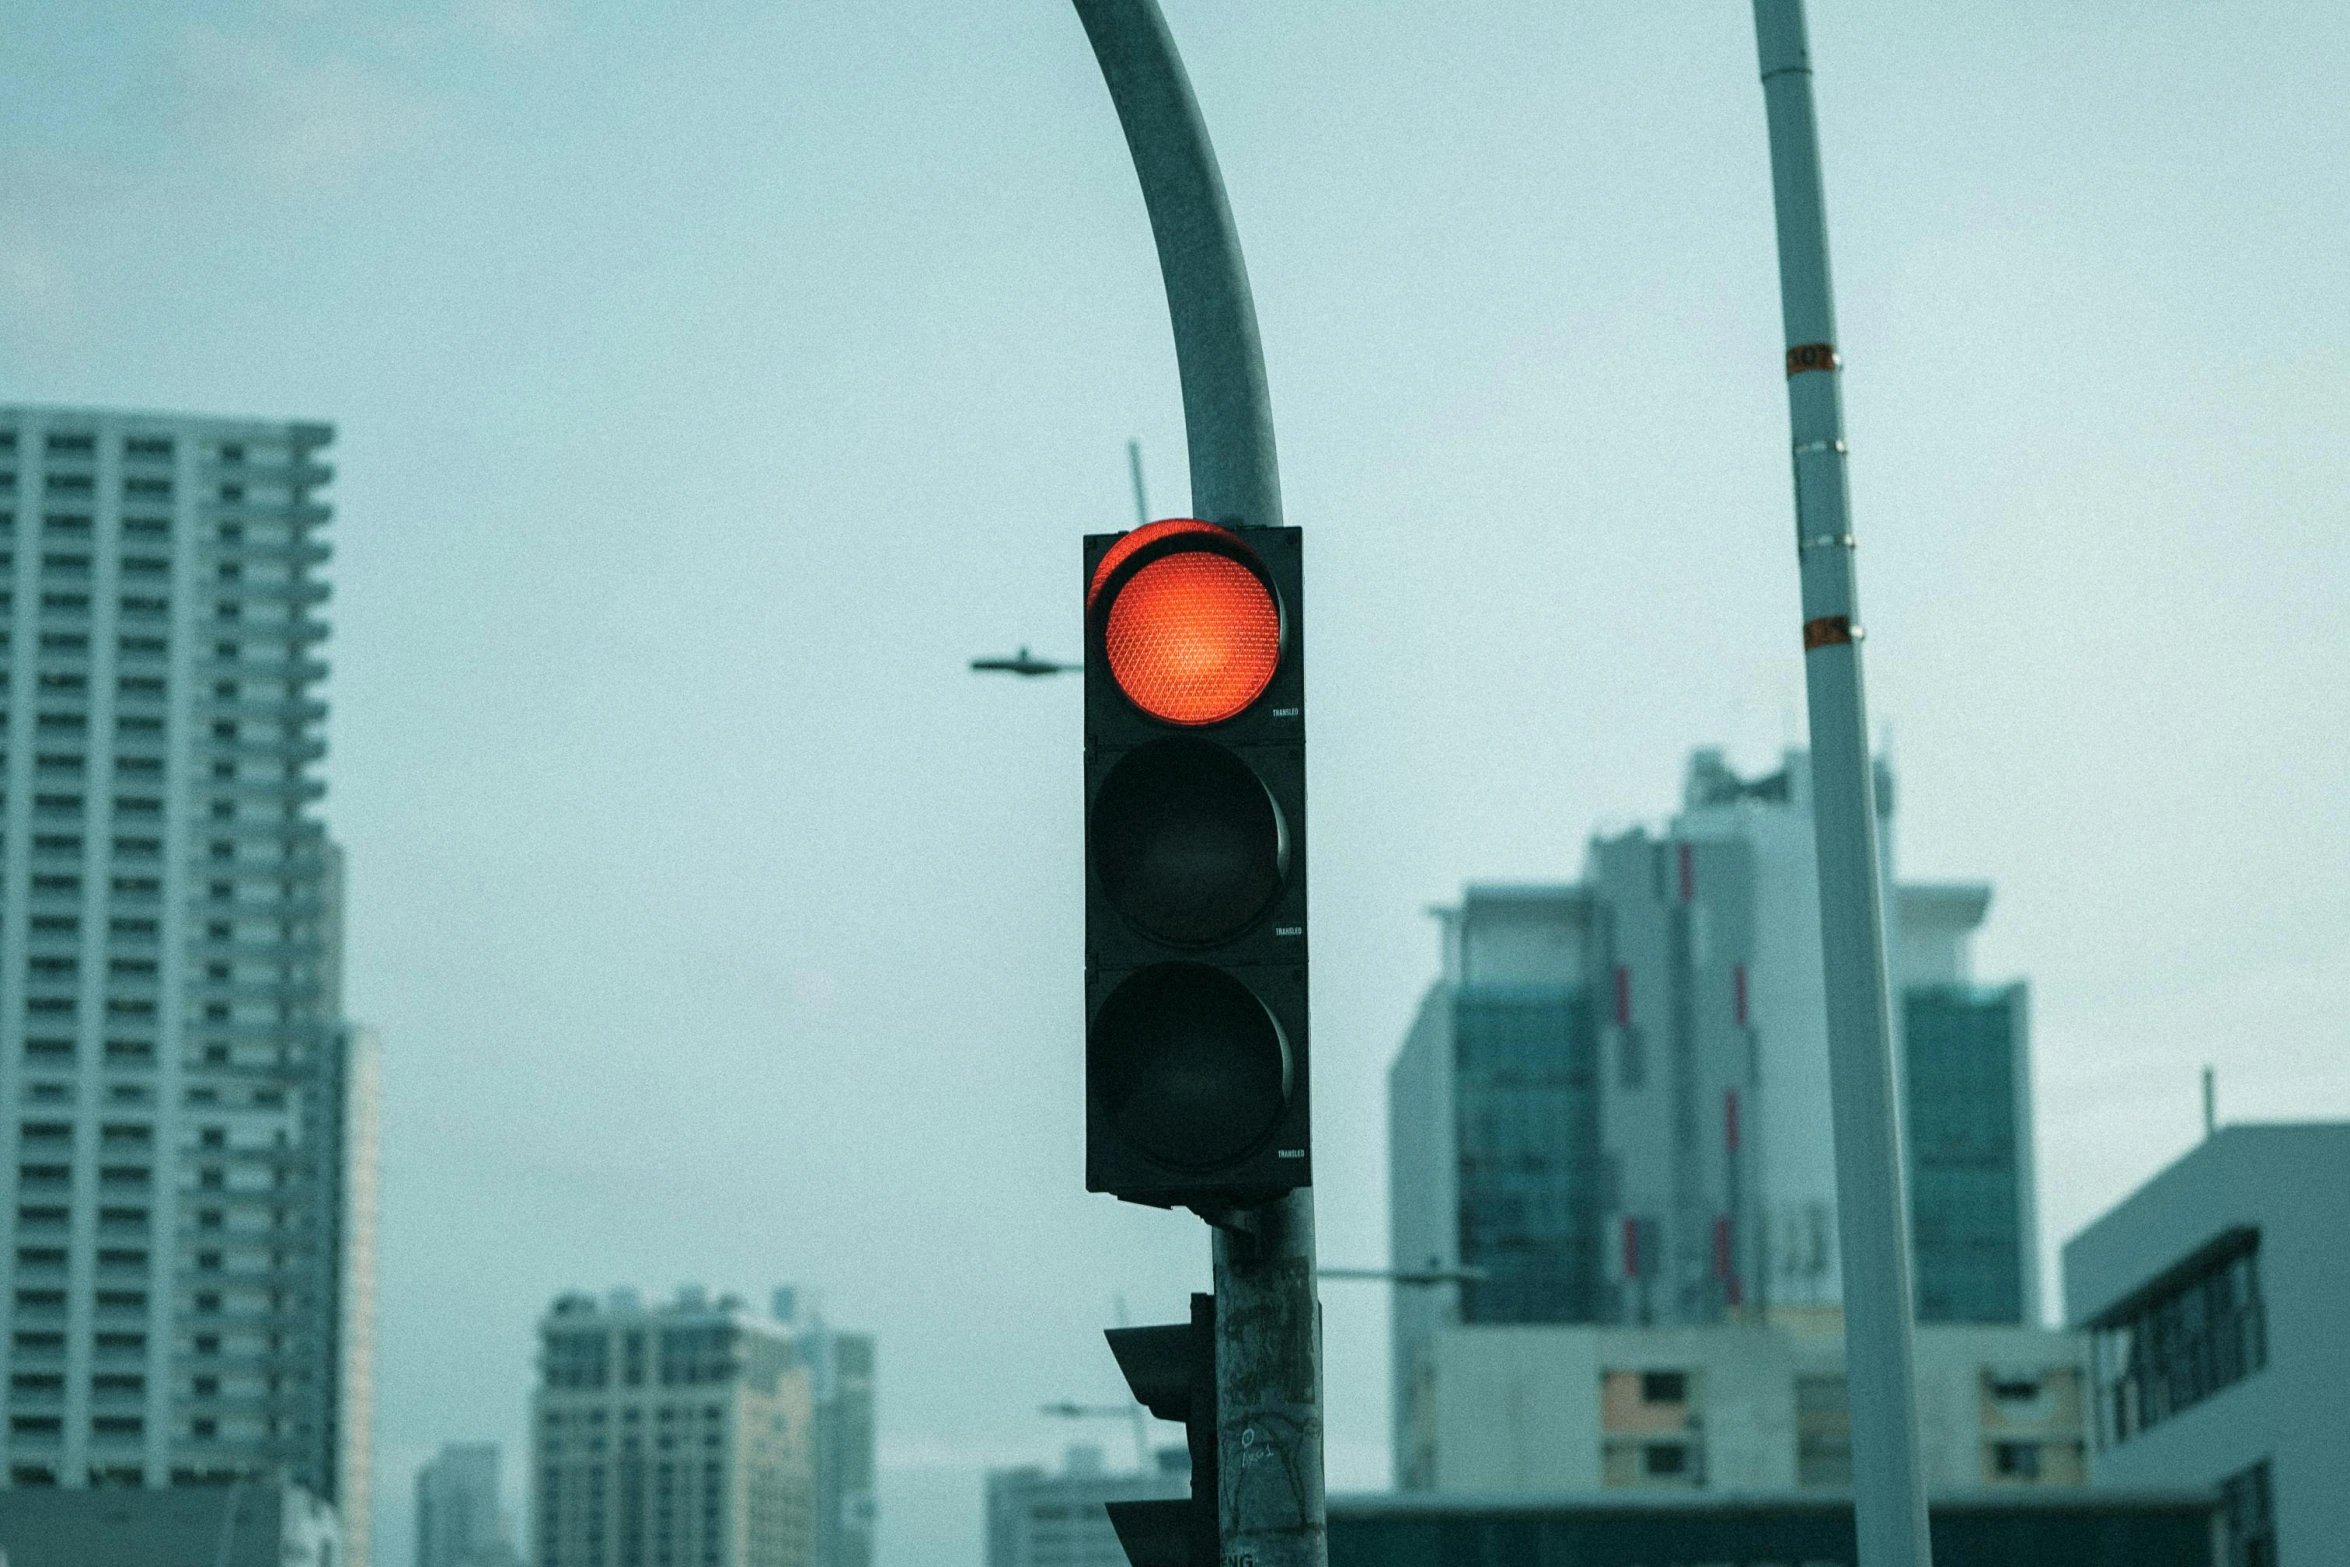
[1753,5,1934,1565]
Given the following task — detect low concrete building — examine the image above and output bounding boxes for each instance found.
[2064,1122,2350,1567]
[1326,1488,2220,1567]
[1401,1321,2089,1495]
[984,1445,1190,1567]
[0,1480,341,1567]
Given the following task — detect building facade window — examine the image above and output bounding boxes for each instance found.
[2219,1459,2276,1567]
[1903,986,2027,1324]
[2089,1228,2266,1445]
[1452,987,1605,1325]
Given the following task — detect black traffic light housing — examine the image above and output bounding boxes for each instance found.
[1104,1293,1218,1567]
[1084,522,1309,1208]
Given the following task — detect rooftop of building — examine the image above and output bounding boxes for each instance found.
[543,1283,807,1331]
[0,403,334,444]
[2062,1119,2350,1324]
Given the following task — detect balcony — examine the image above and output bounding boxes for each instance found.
[198,696,329,724]
[172,1181,310,1208]
[206,538,331,569]
[194,936,325,963]
[210,578,331,610]
[186,852,330,883]
[192,819,326,849]
[196,649,330,680]
[186,982,323,1010]
[205,775,329,805]
[7,1418,64,1448]
[183,894,325,921]
[202,498,329,529]
[170,1305,317,1332]
[201,456,333,489]
[175,1347,317,1375]
[173,1391,313,1419]
[191,1009,330,1034]
[202,737,327,766]
[177,1260,315,1290]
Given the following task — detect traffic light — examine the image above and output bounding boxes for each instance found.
[1104,1293,1218,1567]
[1084,519,1308,1207]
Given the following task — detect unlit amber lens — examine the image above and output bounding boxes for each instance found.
[1104,551,1280,726]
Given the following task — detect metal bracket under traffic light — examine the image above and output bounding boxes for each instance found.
[1104,1292,1219,1567]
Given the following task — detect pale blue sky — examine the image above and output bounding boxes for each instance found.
[3,2,2346,1562]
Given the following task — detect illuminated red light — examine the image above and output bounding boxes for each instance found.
[1088,517,1230,612]
[1102,549,1280,726]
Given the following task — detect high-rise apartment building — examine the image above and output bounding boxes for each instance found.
[1390,749,2034,1471]
[534,1287,869,1567]
[769,1290,874,1567]
[0,408,374,1552]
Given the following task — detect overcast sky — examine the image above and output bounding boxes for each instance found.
[3,1,2346,1561]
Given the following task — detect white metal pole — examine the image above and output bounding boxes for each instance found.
[1750,5,1934,1564]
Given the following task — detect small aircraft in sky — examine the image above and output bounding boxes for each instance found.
[969,645,1077,677]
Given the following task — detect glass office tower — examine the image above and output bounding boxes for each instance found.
[1904,985,2034,1324]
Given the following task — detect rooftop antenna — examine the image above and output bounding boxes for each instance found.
[1127,439,1151,529]
[2202,1066,2216,1140]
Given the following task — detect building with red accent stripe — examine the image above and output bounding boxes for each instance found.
[1389,747,2041,1490]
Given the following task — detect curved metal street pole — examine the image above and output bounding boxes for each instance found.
[1751,5,1933,1565]
[1074,0,1284,535]
[1071,4,1325,1566]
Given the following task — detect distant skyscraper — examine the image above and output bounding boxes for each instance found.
[1390,749,2035,1470]
[0,408,374,1555]
[770,1290,874,1567]
[417,1443,508,1567]
[534,1287,859,1567]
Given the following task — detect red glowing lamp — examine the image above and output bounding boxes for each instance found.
[1089,520,1282,727]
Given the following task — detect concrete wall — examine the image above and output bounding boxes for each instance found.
[0,1482,340,1567]
[1418,1322,2089,1496]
